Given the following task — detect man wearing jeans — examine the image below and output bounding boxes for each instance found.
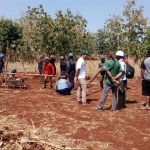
[96,51,122,111]
[74,50,89,105]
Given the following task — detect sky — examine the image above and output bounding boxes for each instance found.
[0,0,150,33]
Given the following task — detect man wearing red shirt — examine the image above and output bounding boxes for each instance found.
[42,57,55,89]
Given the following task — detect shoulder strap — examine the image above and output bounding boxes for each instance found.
[109,61,116,71]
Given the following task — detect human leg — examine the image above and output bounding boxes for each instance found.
[97,84,111,109]
[111,86,118,111]
[77,80,81,102]
[79,78,87,103]
[49,77,53,88]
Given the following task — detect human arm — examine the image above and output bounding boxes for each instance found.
[140,60,145,79]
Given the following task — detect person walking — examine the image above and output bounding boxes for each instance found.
[95,51,122,111]
[98,55,106,90]
[67,53,76,87]
[140,48,150,110]
[115,50,127,109]
[42,57,55,89]
[74,50,89,105]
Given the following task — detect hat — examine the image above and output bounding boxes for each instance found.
[0,54,4,58]
[116,50,124,57]
[60,56,65,59]
[45,56,49,60]
[68,53,73,57]
[12,68,17,72]
[100,55,105,59]
[81,50,89,55]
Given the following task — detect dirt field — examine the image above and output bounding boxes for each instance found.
[0,76,150,150]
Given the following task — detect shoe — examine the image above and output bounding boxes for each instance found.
[78,101,82,104]
[95,108,103,111]
[82,102,87,105]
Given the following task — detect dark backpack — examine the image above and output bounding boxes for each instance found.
[126,63,135,79]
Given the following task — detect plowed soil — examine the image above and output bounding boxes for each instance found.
[0,76,150,150]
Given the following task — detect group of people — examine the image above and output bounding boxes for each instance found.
[1,48,150,111]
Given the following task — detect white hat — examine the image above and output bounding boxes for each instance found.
[116,50,124,57]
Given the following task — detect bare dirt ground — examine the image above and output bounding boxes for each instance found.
[0,76,150,150]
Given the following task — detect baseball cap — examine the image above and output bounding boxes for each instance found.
[12,68,17,72]
[116,50,124,57]
[0,54,4,58]
[81,50,89,55]
[45,56,49,60]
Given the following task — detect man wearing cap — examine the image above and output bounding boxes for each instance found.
[140,48,150,110]
[67,53,76,86]
[60,56,68,74]
[38,55,44,83]
[74,50,89,105]
[95,51,122,111]
[98,55,106,89]
[115,50,127,109]
[0,54,5,84]
[42,57,55,89]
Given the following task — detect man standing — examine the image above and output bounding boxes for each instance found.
[38,55,44,83]
[67,53,76,87]
[98,55,105,90]
[42,57,55,89]
[0,54,5,84]
[115,50,127,109]
[140,49,150,110]
[74,50,89,105]
[60,56,68,73]
[95,51,122,111]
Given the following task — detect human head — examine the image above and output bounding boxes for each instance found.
[68,53,73,59]
[60,56,65,62]
[0,54,4,60]
[146,48,150,57]
[115,50,124,60]
[107,51,115,60]
[61,71,67,79]
[81,50,89,59]
[100,55,105,62]
[39,55,44,60]
[45,56,49,64]
[12,67,17,73]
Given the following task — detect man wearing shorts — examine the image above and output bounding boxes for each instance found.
[140,49,150,110]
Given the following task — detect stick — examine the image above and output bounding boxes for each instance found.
[24,74,59,77]
[87,68,102,86]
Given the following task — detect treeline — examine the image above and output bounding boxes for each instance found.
[0,0,150,62]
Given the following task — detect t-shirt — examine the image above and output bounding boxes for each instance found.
[104,58,122,84]
[140,57,150,81]
[55,79,68,90]
[76,57,86,79]
[98,61,105,75]
[119,59,126,81]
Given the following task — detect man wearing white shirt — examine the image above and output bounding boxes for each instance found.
[115,50,127,109]
[74,50,89,105]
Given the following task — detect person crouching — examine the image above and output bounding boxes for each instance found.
[42,56,55,89]
[55,71,73,95]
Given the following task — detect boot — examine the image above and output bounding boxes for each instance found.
[117,95,126,109]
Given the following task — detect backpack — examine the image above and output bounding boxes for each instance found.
[126,63,135,79]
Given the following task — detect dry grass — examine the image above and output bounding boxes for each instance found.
[8,58,141,77]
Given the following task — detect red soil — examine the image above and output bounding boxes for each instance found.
[0,76,150,150]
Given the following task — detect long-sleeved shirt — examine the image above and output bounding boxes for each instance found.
[43,63,55,75]
[55,78,68,90]
[60,62,68,73]
[38,60,43,74]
